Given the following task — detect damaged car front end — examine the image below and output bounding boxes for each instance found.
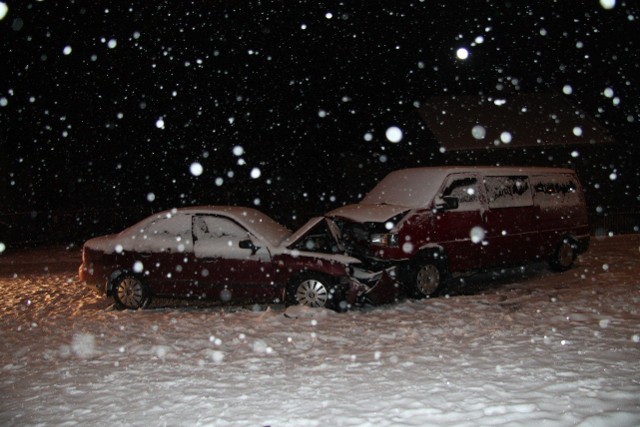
[281,216,401,307]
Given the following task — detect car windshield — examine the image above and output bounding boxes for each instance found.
[236,209,292,246]
[362,169,445,208]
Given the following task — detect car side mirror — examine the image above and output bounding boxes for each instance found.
[239,239,259,255]
[436,196,459,211]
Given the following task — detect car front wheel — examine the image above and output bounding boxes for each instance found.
[287,273,345,311]
[112,274,151,310]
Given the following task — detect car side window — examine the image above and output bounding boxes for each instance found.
[193,216,248,241]
[441,176,481,209]
[145,214,192,240]
[134,213,193,252]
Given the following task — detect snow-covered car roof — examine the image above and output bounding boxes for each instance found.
[122,206,292,247]
[176,206,291,246]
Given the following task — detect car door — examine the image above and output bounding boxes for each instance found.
[433,173,485,272]
[129,212,196,297]
[482,175,536,266]
[192,215,276,303]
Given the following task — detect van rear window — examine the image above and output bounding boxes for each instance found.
[534,181,577,194]
[532,174,580,207]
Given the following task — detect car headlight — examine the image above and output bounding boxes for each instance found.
[370,233,399,247]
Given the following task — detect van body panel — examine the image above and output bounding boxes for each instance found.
[328,166,589,278]
[481,174,538,266]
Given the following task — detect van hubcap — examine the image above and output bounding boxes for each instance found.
[416,264,440,296]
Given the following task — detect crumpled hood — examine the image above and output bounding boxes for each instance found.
[280,217,325,248]
[327,203,411,223]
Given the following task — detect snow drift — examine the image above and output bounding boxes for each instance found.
[1,235,639,426]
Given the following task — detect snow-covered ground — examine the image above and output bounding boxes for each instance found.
[1,235,639,426]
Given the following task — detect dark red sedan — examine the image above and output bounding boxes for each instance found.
[79,206,397,311]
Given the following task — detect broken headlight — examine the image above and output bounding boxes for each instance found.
[370,233,399,247]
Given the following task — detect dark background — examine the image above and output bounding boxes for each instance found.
[1,1,639,245]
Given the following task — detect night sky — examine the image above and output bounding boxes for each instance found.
[1,1,639,243]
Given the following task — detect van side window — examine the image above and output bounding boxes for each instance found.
[534,181,576,195]
[484,176,533,208]
[441,177,480,208]
[532,174,579,207]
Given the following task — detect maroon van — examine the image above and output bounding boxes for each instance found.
[328,166,590,297]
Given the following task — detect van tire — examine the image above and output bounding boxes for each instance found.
[549,237,577,272]
[406,256,447,298]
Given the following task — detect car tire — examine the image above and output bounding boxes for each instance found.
[112,274,151,310]
[286,272,346,311]
[549,237,577,272]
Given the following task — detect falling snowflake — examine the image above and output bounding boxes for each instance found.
[385,126,403,143]
[456,47,469,60]
[190,162,203,176]
[470,226,486,244]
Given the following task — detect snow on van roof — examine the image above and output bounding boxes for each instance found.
[361,168,447,208]
[378,165,578,176]
[361,166,578,209]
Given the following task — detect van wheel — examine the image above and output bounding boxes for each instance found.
[112,274,151,310]
[549,238,577,272]
[408,261,445,298]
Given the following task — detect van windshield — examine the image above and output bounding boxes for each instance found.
[362,169,444,208]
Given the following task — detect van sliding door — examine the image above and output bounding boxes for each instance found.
[482,176,536,266]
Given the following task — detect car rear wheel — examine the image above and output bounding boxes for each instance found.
[549,238,577,272]
[112,274,151,310]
